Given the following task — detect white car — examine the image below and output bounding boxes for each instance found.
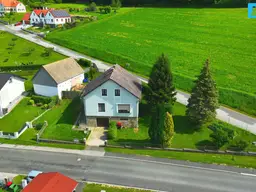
[27,170,42,182]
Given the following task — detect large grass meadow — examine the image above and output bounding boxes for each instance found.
[47,8,256,115]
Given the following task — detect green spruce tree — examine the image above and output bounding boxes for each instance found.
[186,59,218,125]
[145,54,176,106]
[162,112,174,147]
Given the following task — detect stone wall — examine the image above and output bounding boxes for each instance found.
[85,116,138,128]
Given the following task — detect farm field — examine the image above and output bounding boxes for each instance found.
[0,31,65,67]
[47,8,256,115]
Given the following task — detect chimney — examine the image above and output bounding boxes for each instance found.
[22,179,28,189]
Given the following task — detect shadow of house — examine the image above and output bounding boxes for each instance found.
[56,98,82,126]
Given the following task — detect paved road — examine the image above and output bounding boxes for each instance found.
[0,148,256,192]
[0,24,255,134]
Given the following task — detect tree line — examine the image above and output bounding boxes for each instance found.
[62,0,255,7]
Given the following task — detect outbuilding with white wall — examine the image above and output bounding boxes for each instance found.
[32,57,84,99]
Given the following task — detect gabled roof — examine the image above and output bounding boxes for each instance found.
[22,172,78,192]
[82,65,142,99]
[0,73,25,91]
[0,0,20,7]
[36,57,84,84]
[22,13,30,21]
[49,10,70,18]
[33,9,48,16]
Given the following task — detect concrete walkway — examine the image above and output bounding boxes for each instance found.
[86,127,107,147]
[0,24,255,134]
[0,143,105,157]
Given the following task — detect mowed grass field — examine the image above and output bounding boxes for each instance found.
[47,8,256,115]
[0,31,65,67]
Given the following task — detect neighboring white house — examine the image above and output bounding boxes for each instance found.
[32,58,84,99]
[0,0,26,16]
[0,73,25,117]
[29,9,71,27]
[81,65,142,128]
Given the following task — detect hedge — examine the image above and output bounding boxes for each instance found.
[108,121,117,139]
[77,58,92,68]
[0,65,42,72]
[31,95,52,105]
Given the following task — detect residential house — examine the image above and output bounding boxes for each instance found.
[81,65,142,128]
[32,58,84,99]
[30,9,71,27]
[0,73,25,117]
[22,172,78,192]
[21,12,30,24]
[0,0,26,16]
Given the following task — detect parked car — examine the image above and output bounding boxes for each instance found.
[27,170,42,182]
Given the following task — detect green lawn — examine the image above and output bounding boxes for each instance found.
[34,99,85,141]
[0,128,85,149]
[0,98,44,132]
[109,102,256,152]
[1,13,24,24]
[84,183,151,192]
[106,148,256,169]
[0,31,65,67]
[47,8,256,115]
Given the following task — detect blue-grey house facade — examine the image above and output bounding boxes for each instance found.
[81,65,142,127]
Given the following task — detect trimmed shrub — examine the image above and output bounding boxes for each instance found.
[77,58,92,67]
[234,139,249,151]
[28,99,35,105]
[35,122,44,130]
[32,95,51,105]
[108,121,117,139]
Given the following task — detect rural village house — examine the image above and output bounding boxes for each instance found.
[0,73,25,117]
[82,64,142,128]
[29,8,71,27]
[0,0,26,16]
[32,58,84,99]
[22,172,78,192]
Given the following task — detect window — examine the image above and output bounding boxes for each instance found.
[98,103,105,112]
[118,104,130,113]
[51,19,53,22]
[115,89,120,96]
[102,89,107,96]
[61,19,63,22]
[56,19,58,21]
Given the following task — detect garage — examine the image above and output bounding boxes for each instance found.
[97,118,109,127]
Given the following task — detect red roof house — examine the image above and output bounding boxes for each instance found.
[22,172,78,192]
[22,12,30,24]
[0,0,20,7]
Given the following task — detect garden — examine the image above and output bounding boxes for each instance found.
[0,31,65,68]
[33,98,86,142]
[46,7,256,116]
[0,97,45,133]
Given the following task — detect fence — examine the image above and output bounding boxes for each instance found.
[105,143,256,157]
[0,122,31,139]
[0,20,8,25]
[36,121,85,145]
[21,28,45,38]
[62,91,80,99]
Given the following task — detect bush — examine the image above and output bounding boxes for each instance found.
[42,104,48,109]
[108,121,117,139]
[209,122,235,148]
[35,122,44,130]
[77,58,92,67]
[28,99,35,105]
[32,95,52,105]
[234,139,249,151]
[86,2,97,12]
[36,102,43,107]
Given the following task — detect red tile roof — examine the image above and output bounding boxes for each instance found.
[0,0,20,7]
[22,13,30,21]
[22,172,78,192]
[33,9,49,16]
